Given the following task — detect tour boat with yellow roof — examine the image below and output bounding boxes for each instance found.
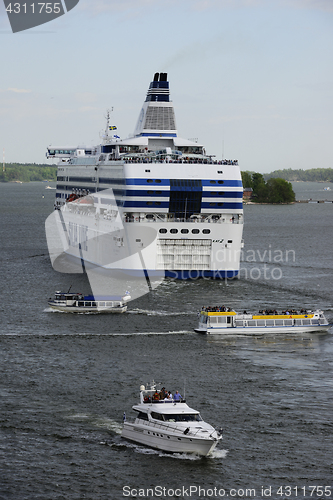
[195,307,330,335]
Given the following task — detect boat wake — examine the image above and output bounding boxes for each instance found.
[128,308,191,316]
[119,440,228,460]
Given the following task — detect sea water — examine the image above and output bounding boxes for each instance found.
[0,181,332,500]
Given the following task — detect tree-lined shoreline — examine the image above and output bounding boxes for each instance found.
[0,163,57,183]
[1,163,332,184]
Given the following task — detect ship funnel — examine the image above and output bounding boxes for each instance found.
[154,73,159,82]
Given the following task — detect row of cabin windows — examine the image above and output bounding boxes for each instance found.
[232,318,322,327]
[159,228,211,234]
[136,412,202,422]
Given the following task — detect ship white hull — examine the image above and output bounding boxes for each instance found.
[49,207,243,279]
[48,303,127,313]
[195,324,330,335]
[122,422,219,456]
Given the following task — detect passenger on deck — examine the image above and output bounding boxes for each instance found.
[153,390,160,401]
[173,391,182,401]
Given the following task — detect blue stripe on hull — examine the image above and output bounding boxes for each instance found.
[164,270,239,279]
[125,179,243,187]
[106,268,239,279]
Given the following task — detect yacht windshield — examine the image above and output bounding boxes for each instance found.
[163,414,202,422]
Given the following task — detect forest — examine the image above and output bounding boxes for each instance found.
[241,172,296,203]
[0,163,57,182]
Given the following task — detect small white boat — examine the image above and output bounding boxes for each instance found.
[195,307,331,335]
[48,291,130,313]
[122,382,222,456]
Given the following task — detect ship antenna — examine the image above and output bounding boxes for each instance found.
[104,107,113,138]
[67,284,73,293]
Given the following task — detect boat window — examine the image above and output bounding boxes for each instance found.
[136,412,149,421]
[181,229,189,234]
[209,317,218,324]
[218,180,224,184]
[147,179,153,183]
[151,412,164,421]
[275,319,284,326]
[257,320,266,326]
[319,319,327,325]
[311,319,319,325]
[159,228,167,233]
[155,179,161,183]
[192,229,200,234]
[235,320,244,327]
[163,414,203,422]
[295,319,302,326]
[284,320,293,326]
[202,229,210,234]
[302,319,311,325]
[105,302,113,307]
[248,320,256,327]
[170,229,178,234]
[266,320,274,326]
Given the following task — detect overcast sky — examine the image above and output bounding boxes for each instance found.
[1,0,332,173]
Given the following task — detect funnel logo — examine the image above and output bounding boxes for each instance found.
[3,0,80,33]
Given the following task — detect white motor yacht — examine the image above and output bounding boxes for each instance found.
[122,382,222,456]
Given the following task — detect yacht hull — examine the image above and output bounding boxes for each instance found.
[122,422,218,456]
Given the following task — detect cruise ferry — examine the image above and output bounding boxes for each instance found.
[46,73,243,281]
[195,307,330,335]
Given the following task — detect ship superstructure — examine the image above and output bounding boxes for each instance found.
[47,73,244,279]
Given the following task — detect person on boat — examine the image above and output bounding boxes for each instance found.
[153,391,160,401]
[173,391,182,401]
[160,387,167,399]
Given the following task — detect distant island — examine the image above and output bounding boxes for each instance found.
[263,167,332,183]
[241,172,295,204]
[0,163,57,183]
